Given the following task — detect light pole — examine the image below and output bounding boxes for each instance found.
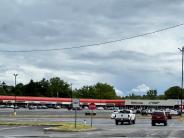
[13,73,18,115]
[178,47,184,116]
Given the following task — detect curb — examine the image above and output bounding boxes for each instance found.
[44,127,97,132]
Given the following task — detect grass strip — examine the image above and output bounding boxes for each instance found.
[0,121,95,132]
[0,114,110,118]
[44,123,94,132]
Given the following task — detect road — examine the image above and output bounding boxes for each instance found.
[0,109,184,137]
[0,118,184,137]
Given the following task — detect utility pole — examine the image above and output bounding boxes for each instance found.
[13,73,18,116]
[57,91,59,98]
[178,47,184,116]
[71,83,73,109]
[100,90,101,107]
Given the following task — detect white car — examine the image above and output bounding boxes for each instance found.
[115,109,136,125]
[170,109,180,115]
[97,107,104,110]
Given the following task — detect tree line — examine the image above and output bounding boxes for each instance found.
[124,86,184,100]
[0,77,183,100]
[0,77,119,99]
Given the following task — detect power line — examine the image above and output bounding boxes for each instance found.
[0,23,184,53]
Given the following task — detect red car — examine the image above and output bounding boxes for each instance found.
[151,111,167,126]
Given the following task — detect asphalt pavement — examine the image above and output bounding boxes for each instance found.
[0,118,184,137]
[0,109,184,137]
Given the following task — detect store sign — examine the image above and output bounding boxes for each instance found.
[148,101,160,105]
[72,99,80,108]
[131,102,143,104]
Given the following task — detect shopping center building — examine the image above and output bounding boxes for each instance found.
[0,96,183,109]
[125,99,182,109]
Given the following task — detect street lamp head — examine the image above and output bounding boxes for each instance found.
[13,74,18,77]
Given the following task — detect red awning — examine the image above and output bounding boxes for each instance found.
[0,96,125,105]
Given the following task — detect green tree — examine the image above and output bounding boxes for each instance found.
[125,93,143,99]
[15,83,24,96]
[24,80,38,96]
[74,86,96,99]
[74,83,118,99]
[94,83,118,99]
[1,82,13,95]
[38,78,49,97]
[164,86,182,99]
[157,94,166,100]
[146,90,157,100]
[49,77,71,98]
[0,82,6,95]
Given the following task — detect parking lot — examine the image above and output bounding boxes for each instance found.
[0,109,184,137]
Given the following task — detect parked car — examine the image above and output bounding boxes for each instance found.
[170,109,180,116]
[0,105,6,108]
[28,105,37,110]
[141,109,148,115]
[165,111,172,119]
[83,106,89,110]
[136,109,142,114]
[5,105,14,108]
[37,105,48,109]
[97,107,104,110]
[14,105,20,109]
[53,105,61,109]
[151,111,167,126]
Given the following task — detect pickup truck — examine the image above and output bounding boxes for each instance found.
[114,109,136,125]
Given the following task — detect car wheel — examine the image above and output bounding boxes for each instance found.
[129,120,132,125]
[152,121,155,126]
[164,121,167,126]
[132,119,136,124]
[115,120,119,125]
[121,121,124,125]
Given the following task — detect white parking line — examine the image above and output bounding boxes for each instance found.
[0,126,29,131]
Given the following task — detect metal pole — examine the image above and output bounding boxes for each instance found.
[179,47,184,116]
[100,90,101,107]
[56,92,58,106]
[181,47,183,115]
[71,83,73,109]
[91,110,93,127]
[13,73,18,115]
[75,108,77,128]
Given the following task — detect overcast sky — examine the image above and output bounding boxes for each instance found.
[0,0,184,96]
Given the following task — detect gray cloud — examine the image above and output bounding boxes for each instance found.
[0,0,183,95]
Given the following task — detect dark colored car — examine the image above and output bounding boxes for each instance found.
[151,111,167,126]
[37,105,48,109]
[141,110,148,115]
[28,105,36,110]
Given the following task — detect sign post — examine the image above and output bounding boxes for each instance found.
[89,103,96,127]
[72,99,80,128]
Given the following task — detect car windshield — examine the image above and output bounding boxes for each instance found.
[120,110,130,113]
[152,112,164,116]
